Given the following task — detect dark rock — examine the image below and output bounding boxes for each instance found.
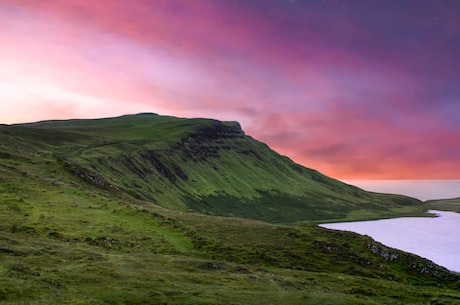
[135,112,158,116]
[63,161,116,190]
[175,121,244,161]
[141,151,178,182]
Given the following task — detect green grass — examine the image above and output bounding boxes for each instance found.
[8,114,427,223]
[0,175,459,304]
[1,114,459,304]
[0,191,459,304]
[423,198,460,213]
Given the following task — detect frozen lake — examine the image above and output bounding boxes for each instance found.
[320,210,460,273]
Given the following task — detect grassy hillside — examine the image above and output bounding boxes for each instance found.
[6,113,425,223]
[1,114,459,304]
[424,197,460,213]
[0,159,459,304]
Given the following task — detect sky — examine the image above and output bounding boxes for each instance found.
[1,0,460,180]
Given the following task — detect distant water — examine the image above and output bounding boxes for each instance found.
[342,179,460,201]
[320,210,460,273]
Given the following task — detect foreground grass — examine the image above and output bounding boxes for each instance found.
[2,244,460,305]
[1,165,459,304]
[1,215,460,304]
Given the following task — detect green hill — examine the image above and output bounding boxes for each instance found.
[6,113,423,223]
[425,197,460,212]
[1,113,459,304]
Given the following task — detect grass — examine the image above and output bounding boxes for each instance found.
[423,198,460,213]
[0,114,459,304]
[3,247,457,305]
[8,114,428,223]
[0,180,459,304]
[0,199,459,304]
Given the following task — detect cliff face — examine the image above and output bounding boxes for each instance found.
[174,121,245,162]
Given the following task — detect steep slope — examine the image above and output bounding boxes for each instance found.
[5,113,423,223]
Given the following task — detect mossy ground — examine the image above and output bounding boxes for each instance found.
[1,181,459,304]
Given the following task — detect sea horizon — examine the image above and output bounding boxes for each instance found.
[341,179,460,202]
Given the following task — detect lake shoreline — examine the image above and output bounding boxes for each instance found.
[319,210,460,273]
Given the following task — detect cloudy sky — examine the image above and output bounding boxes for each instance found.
[1,0,459,179]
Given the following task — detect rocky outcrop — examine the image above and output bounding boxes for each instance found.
[140,151,188,182]
[62,161,116,190]
[186,121,245,141]
[175,121,245,161]
[367,243,399,262]
[367,242,457,282]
